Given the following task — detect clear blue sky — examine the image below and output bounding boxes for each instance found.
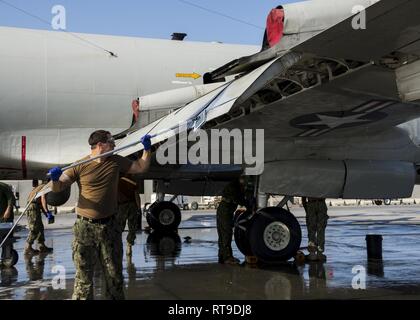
[0,0,298,45]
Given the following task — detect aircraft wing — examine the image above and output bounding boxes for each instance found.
[118,0,420,155]
[117,56,281,156]
[294,0,420,61]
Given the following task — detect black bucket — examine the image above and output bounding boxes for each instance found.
[367,260,384,277]
[366,234,383,261]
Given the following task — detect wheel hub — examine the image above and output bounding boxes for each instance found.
[263,221,290,251]
[159,209,175,225]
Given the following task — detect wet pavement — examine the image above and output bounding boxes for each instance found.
[1,205,420,300]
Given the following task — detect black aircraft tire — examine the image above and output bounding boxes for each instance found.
[234,210,254,256]
[145,204,155,227]
[250,207,301,263]
[191,202,199,210]
[148,201,181,232]
[374,200,383,206]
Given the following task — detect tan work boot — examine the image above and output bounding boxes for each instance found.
[317,248,327,262]
[245,256,258,265]
[24,244,39,256]
[308,241,317,253]
[306,252,318,261]
[38,243,53,253]
[306,241,318,261]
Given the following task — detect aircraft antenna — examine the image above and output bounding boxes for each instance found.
[0,0,118,58]
[177,0,264,30]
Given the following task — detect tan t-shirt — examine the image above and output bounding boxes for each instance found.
[64,155,132,219]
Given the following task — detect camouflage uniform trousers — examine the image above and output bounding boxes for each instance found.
[216,201,237,260]
[26,203,45,245]
[117,201,138,246]
[305,200,329,252]
[72,215,124,300]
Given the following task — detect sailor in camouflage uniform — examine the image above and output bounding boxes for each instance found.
[117,175,141,257]
[302,197,329,261]
[48,130,151,300]
[217,176,249,264]
[25,182,54,255]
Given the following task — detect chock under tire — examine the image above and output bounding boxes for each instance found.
[294,250,306,265]
[245,256,258,264]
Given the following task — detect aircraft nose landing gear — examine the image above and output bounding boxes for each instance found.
[145,201,181,232]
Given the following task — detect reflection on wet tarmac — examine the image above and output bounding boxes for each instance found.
[1,207,420,299]
[145,231,182,258]
[24,253,46,300]
[1,266,18,287]
[367,261,385,278]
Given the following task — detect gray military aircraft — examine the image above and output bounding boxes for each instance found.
[3,0,420,262]
[114,0,420,262]
[0,25,258,179]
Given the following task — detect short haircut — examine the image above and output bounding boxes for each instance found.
[88,130,111,148]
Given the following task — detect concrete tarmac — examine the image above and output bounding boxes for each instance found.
[1,205,420,300]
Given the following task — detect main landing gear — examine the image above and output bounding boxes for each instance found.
[234,200,302,263]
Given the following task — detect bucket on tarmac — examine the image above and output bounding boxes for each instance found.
[365,234,383,261]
